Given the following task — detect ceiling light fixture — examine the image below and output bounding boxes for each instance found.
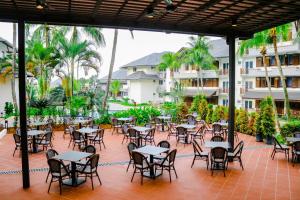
[36,0,46,9]
[232,18,238,27]
[146,6,155,18]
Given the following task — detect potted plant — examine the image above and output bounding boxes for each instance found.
[98,114,112,129]
[261,102,276,145]
[255,110,263,142]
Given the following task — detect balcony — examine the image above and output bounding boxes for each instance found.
[219,69,229,76]
[240,66,300,77]
[219,88,229,94]
[173,70,218,79]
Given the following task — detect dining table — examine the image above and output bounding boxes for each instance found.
[27,130,45,153]
[117,117,133,124]
[54,151,92,187]
[77,127,98,146]
[204,141,231,149]
[286,137,300,144]
[157,116,171,132]
[132,126,152,147]
[73,119,90,128]
[177,124,196,144]
[133,145,169,179]
[31,121,48,130]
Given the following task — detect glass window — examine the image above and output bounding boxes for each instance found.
[133,67,137,72]
[270,56,276,66]
[286,77,293,88]
[245,100,253,109]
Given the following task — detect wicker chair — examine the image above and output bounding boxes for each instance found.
[142,128,156,146]
[45,149,59,182]
[271,137,289,161]
[76,154,102,190]
[47,158,70,195]
[167,122,177,140]
[191,140,209,169]
[72,131,85,150]
[127,128,139,144]
[126,142,138,172]
[111,118,121,134]
[131,151,153,185]
[37,131,53,150]
[154,117,163,132]
[227,141,244,170]
[212,123,224,137]
[154,140,171,160]
[176,126,188,146]
[293,132,300,138]
[67,125,75,147]
[210,147,228,177]
[211,135,225,142]
[89,129,106,150]
[121,124,130,144]
[155,149,178,182]
[292,141,300,166]
[187,115,196,125]
[190,125,205,144]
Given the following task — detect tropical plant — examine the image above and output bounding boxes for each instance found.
[280,120,300,138]
[198,97,208,120]
[247,112,257,136]
[190,94,202,113]
[211,105,226,123]
[168,81,184,103]
[4,102,14,117]
[176,101,188,122]
[206,104,213,123]
[29,98,51,115]
[261,103,276,137]
[157,52,181,71]
[236,108,249,133]
[103,29,118,110]
[110,80,121,99]
[183,36,215,93]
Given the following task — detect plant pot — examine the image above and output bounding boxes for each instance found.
[265,135,273,145]
[100,124,112,129]
[256,133,263,142]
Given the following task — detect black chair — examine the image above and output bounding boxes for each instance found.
[211,135,224,142]
[13,134,22,157]
[154,117,163,132]
[45,149,59,182]
[292,141,300,166]
[227,141,244,170]
[82,145,96,154]
[47,158,70,195]
[121,124,130,144]
[176,126,188,146]
[271,137,289,161]
[210,147,228,177]
[127,142,138,172]
[37,131,53,150]
[89,129,106,150]
[167,123,177,140]
[212,123,224,137]
[76,154,102,190]
[155,149,178,182]
[67,125,75,147]
[191,140,209,169]
[72,131,85,150]
[190,125,205,144]
[128,128,139,144]
[293,132,300,138]
[111,118,121,134]
[142,128,156,145]
[154,140,171,160]
[131,151,153,185]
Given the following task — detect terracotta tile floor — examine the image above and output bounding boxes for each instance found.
[0,129,299,200]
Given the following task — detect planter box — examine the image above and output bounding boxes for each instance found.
[99,124,112,129]
[256,133,263,142]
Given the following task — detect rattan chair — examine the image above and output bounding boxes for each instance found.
[191,140,209,169]
[131,151,153,185]
[72,131,85,150]
[111,118,121,134]
[121,124,130,144]
[155,149,178,182]
[292,141,300,166]
[211,135,224,142]
[271,137,289,161]
[127,142,138,172]
[37,131,53,150]
[154,140,171,160]
[45,149,59,182]
[227,141,244,170]
[142,128,156,146]
[128,128,139,144]
[167,122,177,140]
[210,147,228,177]
[176,126,188,146]
[190,125,205,144]
[89,129,106,150]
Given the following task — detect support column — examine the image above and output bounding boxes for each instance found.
[226,35,236,152]
[18,20,30,188]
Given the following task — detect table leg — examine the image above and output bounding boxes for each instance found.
[79,123,82,129]
[85,133,88,146]
[149,155,155,178]
[162,120,165,132]
[32,135,37,153]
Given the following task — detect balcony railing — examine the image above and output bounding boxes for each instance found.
[240,68,249,75]
[219,88,229,94]
[219,69,229,75]
[240,87,252,95]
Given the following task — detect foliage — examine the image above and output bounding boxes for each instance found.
[236,108,249,133]
[4,102,14,117]
[113,106,161,126]
[206,104,213,123]
[160,102,178,122]
[247,112,257,136]
[280,120,300,138]
[110,80,121,99]
[198,97,208,120]
[260,99,276,137]
[176,101,188,122]
[70,96,87,117]
[95,113,111,124]
[157,52,181,71]
[168,81,184,103]
[190,94,203,113]
[29,98,51,115]
[211,105,226,122]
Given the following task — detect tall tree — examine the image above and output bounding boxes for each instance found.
[239,30,280,129]
[183,36,215,94]
[102,29,118,110]
[11,23,18,112]
[110,80,121,99]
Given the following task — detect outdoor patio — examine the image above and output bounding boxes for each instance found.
[0,129,299,200]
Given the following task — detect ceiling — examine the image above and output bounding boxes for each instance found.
[0,0,300,38]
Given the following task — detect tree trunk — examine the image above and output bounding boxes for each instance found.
[102,29,118,110]
[71,59,74,97]
[272,30,291,120]
[199,68,204,95]
[261,49,280,130]
[196,68,200,93]
[11,23,18,113]
[44,23,49,47]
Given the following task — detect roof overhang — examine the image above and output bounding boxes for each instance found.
[1,1,300,38]
[242,90,300,102]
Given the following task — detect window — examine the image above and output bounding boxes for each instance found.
[245,100,253,109]
[286,77,293,88]
[185,64,189,71]
[270,56,276,66]
[245,61,253,69]
[223,63,229,70]
[159,80,163,85]
[222,99,228,106]
[133,67,137,72]
[245,81,253,89]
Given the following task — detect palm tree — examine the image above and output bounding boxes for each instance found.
[157,52,181,72]
[11,23,18,112]
[269,23,292,120]
[239,30,280,128]
[183,36,215,94]
[102,29,118,110]
[110,80,121,99]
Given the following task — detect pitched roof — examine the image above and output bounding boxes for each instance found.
[126,71,160,80]
[208,38,228,58]
[0,36,13,49]
[183,88,217,97]
[99,69,127,83]
[243,90,300,102]
[121,51,170,68]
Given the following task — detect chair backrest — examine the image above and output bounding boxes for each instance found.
[211,147,227,162]
[13,134,21,144]
[155,117,161,124]
[128,128,138,137]
[273,136,282,148]
[163,149,177,166]
[44,131,52,141]
[48,158,68,176]
[81,154,99,172]
[157,140,171,149]
[131,117,136,125]
[122,124,129,134]
[232,141,244,157]
[211,135,224,142]
[176,126,187,136]
[82,145,96,154]
[132,151,148,167]
[111,118,118,126]
[212,123,222,133]
[192,140,203,154]
[73,131,83,140]
[187,115,196,125]
[293,132,300,138]
[147,128,155,138]
[46,149,58,160]
[97,129,105,138]
[293,141,300,151]
[127,142,138,157]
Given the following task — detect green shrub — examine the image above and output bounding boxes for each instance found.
[4,102,14,117]
[198,98,208,120]
[161,102,178,122]
[247,112,257,136]
[95,113,111,124]
[236,109,248,134]
[212,105,226,122]
[176,101,188,122]
[190,94,205,113]
[206,104,213,123]
[261,103,276,137]
[280,120,300,138]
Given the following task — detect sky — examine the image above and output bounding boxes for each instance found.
[0,22,219,78]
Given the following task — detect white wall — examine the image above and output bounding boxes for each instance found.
[128,79,161,103]
[0,78,19,114]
